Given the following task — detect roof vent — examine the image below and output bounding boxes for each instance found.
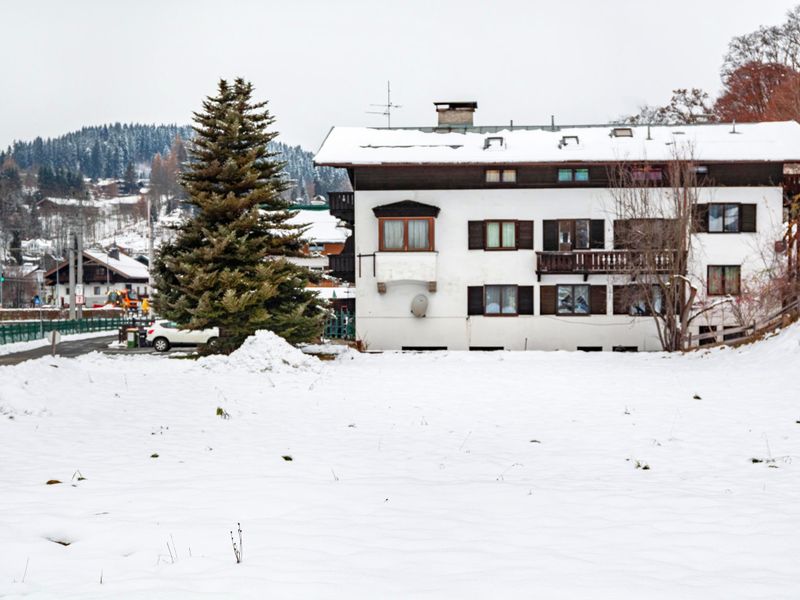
[611,127,633,138]
[558,135,579,149]
[484,136,505,150]
[434,101,478,127]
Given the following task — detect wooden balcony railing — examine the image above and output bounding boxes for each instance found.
[329,191,354,223]
[536,250,678,280]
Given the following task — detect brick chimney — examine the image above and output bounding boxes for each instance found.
[434,101,478,127]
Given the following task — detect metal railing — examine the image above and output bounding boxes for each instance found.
[0,317,131,345]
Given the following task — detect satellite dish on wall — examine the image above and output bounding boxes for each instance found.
[410,294,428,318]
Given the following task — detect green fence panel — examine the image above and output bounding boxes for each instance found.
[0,317,129,346]
[324,310,355,340]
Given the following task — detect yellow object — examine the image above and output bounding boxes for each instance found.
[141,297,150,314]
[107,289,139,310]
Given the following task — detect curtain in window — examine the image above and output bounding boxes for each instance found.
[383,220,404,250]
[708,266,724,294]
[486,222,501,248]
[407,219,429,250]
[724,205,739,232]
[709,204,723,232]
[486,170,501,183]
[501,286,517,314]
[724,266,740,294]
[502,222,515,248]
[485,286,501,314]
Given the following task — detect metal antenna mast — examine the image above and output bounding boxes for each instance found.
[367,81,401,127]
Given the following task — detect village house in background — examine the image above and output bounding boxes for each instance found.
[286,203,355,313]
[315,102,800,351]
[43,247,150,308]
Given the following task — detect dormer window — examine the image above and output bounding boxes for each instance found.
[557,168,589,183]
[485,169,517,183]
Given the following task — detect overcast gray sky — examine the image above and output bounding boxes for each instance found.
[1,0,797,152]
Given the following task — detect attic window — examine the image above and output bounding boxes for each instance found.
[484,136,505,150]
[558,135,579,148]
[611,128,633,138]
[486,169,517,183]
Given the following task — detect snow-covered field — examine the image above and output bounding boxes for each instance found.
[1,329,799,599]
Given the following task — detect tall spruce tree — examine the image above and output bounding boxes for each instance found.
[152,78,326,353]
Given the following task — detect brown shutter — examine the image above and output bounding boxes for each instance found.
[590,286,607,315]
[467,286,484,315]
[590,219,605,249]
[612,285,629,315]
[518,286,534,314]
[540,286,557,315]
[693,204,709,233]
[543,221,558,251]
[468,221,485,249]
[740,204,757,232]
[517,221,534,249]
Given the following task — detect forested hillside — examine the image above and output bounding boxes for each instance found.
[5,123,349,200]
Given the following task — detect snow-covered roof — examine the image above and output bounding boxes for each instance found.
[315,121,800,166]
[288,209,350,244]
[84,249,149,280]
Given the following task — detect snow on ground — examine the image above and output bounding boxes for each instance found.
[1,327,799,598]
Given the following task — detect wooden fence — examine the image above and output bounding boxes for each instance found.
[687,299,800,348]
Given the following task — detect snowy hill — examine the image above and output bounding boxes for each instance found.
[1,327,799,598]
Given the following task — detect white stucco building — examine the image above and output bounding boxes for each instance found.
[315,103,799,351]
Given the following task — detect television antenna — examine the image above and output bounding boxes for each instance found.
[367,81,401,127]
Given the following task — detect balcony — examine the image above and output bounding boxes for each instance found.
[536,250,677,280]
[375,252,437,293]
[328,252,355,283]
[329,191,354,224]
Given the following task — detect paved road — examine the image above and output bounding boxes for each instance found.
[0,335,118,366]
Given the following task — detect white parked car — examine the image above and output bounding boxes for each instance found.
[146,320,219,352]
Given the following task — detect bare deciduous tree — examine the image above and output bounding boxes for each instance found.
[609,150,713,351]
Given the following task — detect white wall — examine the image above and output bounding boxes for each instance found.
[351,187,783,351]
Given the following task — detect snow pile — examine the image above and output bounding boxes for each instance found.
[199,329,321,373]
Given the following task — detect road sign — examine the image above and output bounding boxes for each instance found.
[76,295,85,305]
[47,331,61,345]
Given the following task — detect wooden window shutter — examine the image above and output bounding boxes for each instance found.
[518,286,534,314]
[740,204,757,232]
[468,221,485,249]
[467,286,484,315]
[589,219,605,249]
[543,221,558,251]
[517,221,534,249]
[590,286,607,315]
[540,286,557,315]
[693,204,709,233]
[612,285,628,315]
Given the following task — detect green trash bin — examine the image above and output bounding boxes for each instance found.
[126,328,139,348]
